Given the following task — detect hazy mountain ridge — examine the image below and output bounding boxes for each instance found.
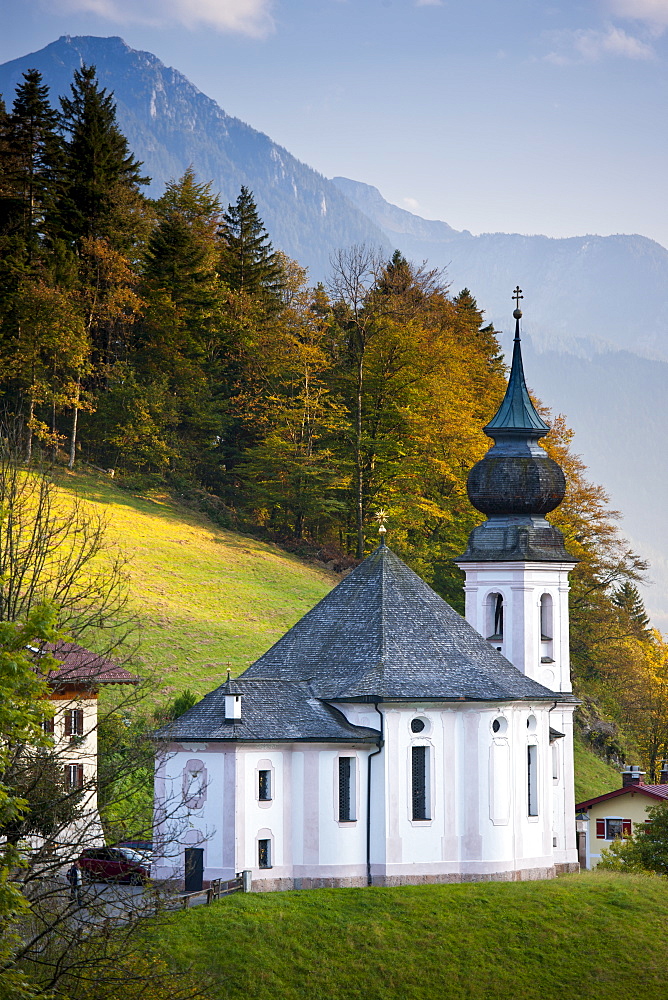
[0,35,392,277]
[333,177,668,362]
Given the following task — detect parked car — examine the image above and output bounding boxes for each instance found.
[78,846,151,885]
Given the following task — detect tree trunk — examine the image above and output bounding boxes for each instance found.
[356,354,364,559]
[51,399,57,464]
[26,397,34,463]
[69,381,80,470]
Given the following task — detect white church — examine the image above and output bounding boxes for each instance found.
[153,299,580,890]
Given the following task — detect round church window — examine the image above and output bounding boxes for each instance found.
[526,714,537,733]
[410,718,426,733]
[491,717,508,735]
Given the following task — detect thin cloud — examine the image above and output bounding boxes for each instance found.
[415,0,443,7]
[545,25,654,63]
[56,0,275,36]
[403,197,420,211]
[608,0,668,31]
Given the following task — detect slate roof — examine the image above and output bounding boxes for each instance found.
[155,679,379,743]
[242,543,564,702]
[484,325,549,438]
[157,542,571,743]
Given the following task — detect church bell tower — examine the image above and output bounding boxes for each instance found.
[456,290,577,694]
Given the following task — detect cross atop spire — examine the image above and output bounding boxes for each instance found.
[483,288,549,438]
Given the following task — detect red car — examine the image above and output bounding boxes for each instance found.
[78,847,151,885]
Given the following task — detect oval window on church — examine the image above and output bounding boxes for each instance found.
[410,718,426,734]
[492,717,508,736]
[527,714,537,733]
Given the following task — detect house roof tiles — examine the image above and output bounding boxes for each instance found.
[576,784,668,811]
[156,679,379,743]
[38,642,140,687]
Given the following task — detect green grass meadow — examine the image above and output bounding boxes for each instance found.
[574,734,621,802]
[148,872,668,1000]
[54,470,335,701]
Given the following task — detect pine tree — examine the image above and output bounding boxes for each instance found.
[144,167,221,313]
[57,64,148,248]
[218,186,284,304]
[613,582,652,639]
[5,69,61,252]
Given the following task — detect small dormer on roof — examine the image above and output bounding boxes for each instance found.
[223,670,242,720]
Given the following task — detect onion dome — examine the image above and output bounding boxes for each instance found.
[458,290,574,563]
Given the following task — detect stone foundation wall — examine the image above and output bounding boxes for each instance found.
[251,864,578,892]
[253,875,368,892]
[371,866,556,887]
[554,862,580,875]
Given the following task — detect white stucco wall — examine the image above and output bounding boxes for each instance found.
[459,560,576,693]
[48,691,104,847]
[153,695,577,886]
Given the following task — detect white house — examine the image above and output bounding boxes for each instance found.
[152,300,580,891]
[39,642,138,850]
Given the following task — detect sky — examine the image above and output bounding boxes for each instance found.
[2,0,668,247]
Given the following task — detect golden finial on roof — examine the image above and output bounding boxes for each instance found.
[375,509,388,540]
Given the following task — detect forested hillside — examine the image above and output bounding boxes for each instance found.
[1,63,667,781]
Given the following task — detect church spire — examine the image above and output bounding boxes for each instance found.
[458,289,573,562]
[484,289,549,439]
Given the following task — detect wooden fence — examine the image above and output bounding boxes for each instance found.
[180,874,245,909]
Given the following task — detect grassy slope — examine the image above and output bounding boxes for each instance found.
[57,471,620,798]
[574,733,621,803]
[55,470,335,701]
[149,872,668,1000]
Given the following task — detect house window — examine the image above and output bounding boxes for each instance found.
[338,756,356,822]
[411,746,430,821]
[258,769,272,801]
[65,763,84,790]
[527,745,538,816]
[64,708,84,738]
[42,716,55,735]
[258,839,272,869]
[596,818,632,840]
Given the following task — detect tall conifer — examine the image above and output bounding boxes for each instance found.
[218,186,284,303]
[57,64,148,248]
[5,70,61,252]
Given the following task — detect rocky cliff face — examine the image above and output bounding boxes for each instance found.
[0,35,391,279]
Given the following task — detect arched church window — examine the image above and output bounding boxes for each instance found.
[540,594,553,640]
[486,593,504,644]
